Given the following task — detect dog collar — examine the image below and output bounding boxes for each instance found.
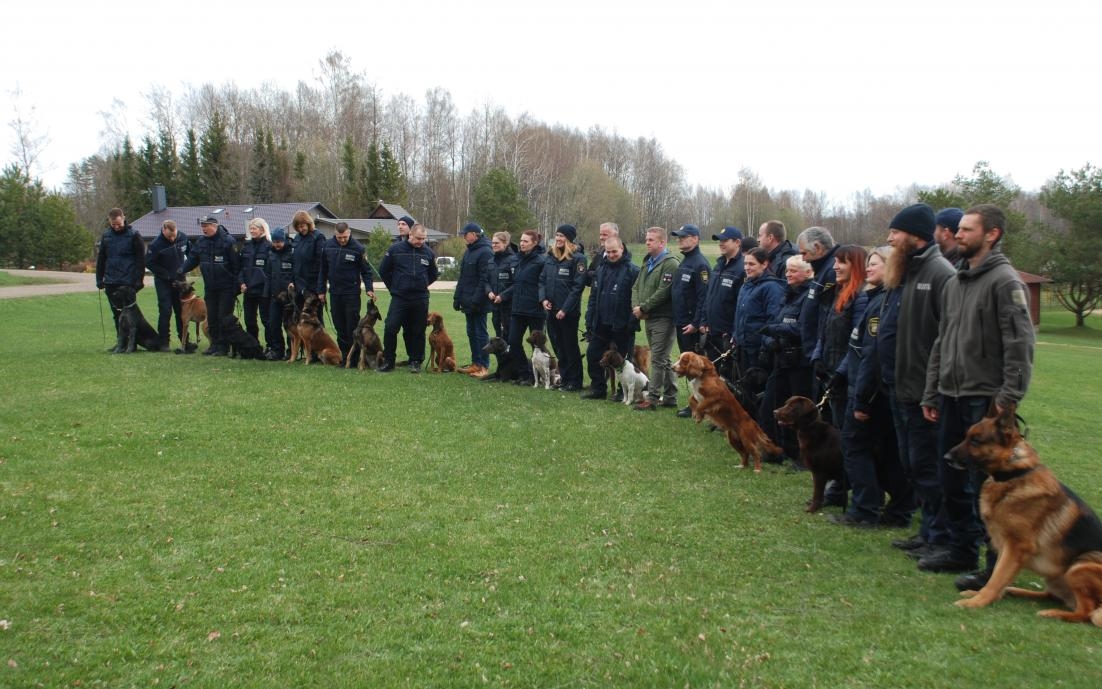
[990,467,1034,482]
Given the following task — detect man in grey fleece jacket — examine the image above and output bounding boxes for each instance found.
[920,203,1035,585]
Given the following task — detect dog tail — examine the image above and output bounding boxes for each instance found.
[1092,607,1102,628]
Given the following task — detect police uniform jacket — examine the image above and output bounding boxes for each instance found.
[453,234,493,313]
[318,236,374,296]
[767,240,798,280]
[541,248,587,316]
[378,238,438,300]
[489,245,518,306]
[145,231,189,282]
[500,245,546,317]
[799,244,839,355]
[265,242,295,297]
[672,246,710,328]
[291,230,327,296]
[239,238,271,294]
[703,253,744,335]
[761,280,810,369]
[586,256,640,333]
[812,289,868,375]
[178,226,240,291]
[96,225,145,288]
[848,285,886,415]
[734,274,785,358]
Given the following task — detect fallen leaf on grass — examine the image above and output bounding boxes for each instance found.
[207,630,221,642]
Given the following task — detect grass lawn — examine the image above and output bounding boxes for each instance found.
[0,270,66,287]
[1,291,1100,688]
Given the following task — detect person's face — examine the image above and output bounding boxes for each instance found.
[272,239,285,251]
[956,213,996,259]
[676,234,697,252]
[491,237,506,252]
[757,224,775,250]
[604,243,622,263]
[785,263,807,285]
[161,225,177,241]
[644,232,664,257]
[718,238,739,258]
[248,225,264,239]
[295,221,311,235]
[335,230,351,246]
[834,257,850,285]
[397,220,410,235]
[464,231,478,245]
[519,234,535,252]
[200,222,217,237]
[744,255,764,279]
[887,227,914,250]
[408,228,427,248]
[554,232,566,248]
[866,253,885,286]
[109,215,125,231]
[599,226,611,243]
[799,241,823,262]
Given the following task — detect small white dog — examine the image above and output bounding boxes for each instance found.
[531,346,553,389]
[618,358,649,406]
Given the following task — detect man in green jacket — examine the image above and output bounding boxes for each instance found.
[632,227,681,411]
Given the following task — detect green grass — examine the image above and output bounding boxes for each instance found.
[0,270,66,287]
[1,290,1101,688]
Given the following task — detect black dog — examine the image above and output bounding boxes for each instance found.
[107,286,162,353]
[482,337,518,382]
[221,314,265,360]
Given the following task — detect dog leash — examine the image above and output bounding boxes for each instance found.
[97,289,106,345]
[815,389,830,412]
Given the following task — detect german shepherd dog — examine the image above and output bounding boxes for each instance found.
[426,311,456,372]
[947,404,1102,625]
[347,299,385,370]
[220,314,265,360]
[774,395,845,510]
[673,351,781,473]
[297,293,342,365]
[108,286,163,353]
[275,285,306,362]
[173,280,208,353]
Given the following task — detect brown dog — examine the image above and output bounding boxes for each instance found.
[426,311,456,373]
[672,351,781,473]
[947,404,1102,625]
[633,344,651,378]
[774,396,845,511]
[174,280,209,353]
[276,285,306,362]
[347,299,384,370]
[296,294,342,365]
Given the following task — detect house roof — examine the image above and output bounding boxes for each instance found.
[1017,270,1053,284]
[315,217,449,242]
[130,202,338,240]
[368,203,414,221]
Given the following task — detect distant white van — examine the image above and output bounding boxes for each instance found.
[435,256,457,269]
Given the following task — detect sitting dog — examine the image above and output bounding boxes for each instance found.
[346,299,385,370]
[527,330,554,389]
[108,286,163,353]
[426,311,456,373]
[276,285,306,362]
[633,344,651,378]
[221,314,265,360]
[673,351,781,472]
[774,395,845,511]
[296,294,342,365]
[599,345,649,406]
[173,280,208,353]
[482,337,518,382]
[947,404,1102,626]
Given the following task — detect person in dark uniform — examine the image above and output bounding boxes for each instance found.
[700,226,745,371]
[238,217,272,347]
[487,231,517,341]
[95,207,146,343]
[502,229,547,384]
[289,210,327,324]
[670,224,711,417]
[378,223,437,373]
[393,215,415,243]
[264,227,294,360]
[177,215,240,356]
[145,219,189,349]
[318,221,375,364]
[454,222,493,377]
[541,224,587,391]
[580,237,639,400]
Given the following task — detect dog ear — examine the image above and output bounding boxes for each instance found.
[995,403,1019,439]
[984,398,1000,419]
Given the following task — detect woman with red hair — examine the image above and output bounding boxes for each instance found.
[811,245,869,428]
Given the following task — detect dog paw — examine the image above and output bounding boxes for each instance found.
[958,590,979,599]
[955,597,985,608]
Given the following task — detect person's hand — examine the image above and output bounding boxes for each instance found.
[853,410,870,422]
[367,291,375,300]
[240,283,247,294]
[556,309,566,320]
[682,324,697,335]
[318,293,326,304]
[543,300,553,311]
[922,406,939,423]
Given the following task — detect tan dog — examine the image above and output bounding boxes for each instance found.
[946,404,1102,625]
[296,294,341,365]
[174,280,209,352]
[633,344,651,378]
[426,312,456,373]
[673,351,780,473]
[347,299,384,370]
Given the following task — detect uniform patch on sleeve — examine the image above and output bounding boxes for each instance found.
[867,316,879,337]
[661,272,673,284]
[1011,286,1028,308]
[700,270,709,283]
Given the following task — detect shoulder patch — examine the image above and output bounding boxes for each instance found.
[661,272,674,284]
[1011,286,1028,307]
[867,316,879,337]
[700,270,709,283]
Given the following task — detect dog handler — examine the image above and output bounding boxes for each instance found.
[453,222,493,377]
[317,221,375,365]
[378,223,438,373]
[177,215,240,356]
[146,219,190,349]
[96,207,146,341]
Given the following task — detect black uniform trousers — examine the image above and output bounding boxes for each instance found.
[205,288,237,350]
[507,313,546,382]
[242,293,270,345]
[153,277,183,346]
[330,292,362,361]
[545,312,583,388]
[585,328,635,394]
[384,294,428,365]
[266,299,288,357]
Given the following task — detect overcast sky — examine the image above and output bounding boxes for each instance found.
[4,0,1100,206]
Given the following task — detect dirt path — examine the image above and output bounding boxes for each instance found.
[0,269,457,299]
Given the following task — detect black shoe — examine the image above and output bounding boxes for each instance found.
[917,550,977,573]
[210,347,228,357]
[829,513,876,529]
[659,399,679,408]
[878,515,912,529]
[480,372,499,382]
[822,495,847,509]
[185,342,198,352]
[611,391,624,403]
[954,569,992,592]
[905,544,947,560]
[202,347,217,356]
[579,389,606,400]
[561,383,581,392]
[377,361,395,372]
[676,406,692,418]
[892,534,926,551]
[514,378,533,386]
[409,361,422,374]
